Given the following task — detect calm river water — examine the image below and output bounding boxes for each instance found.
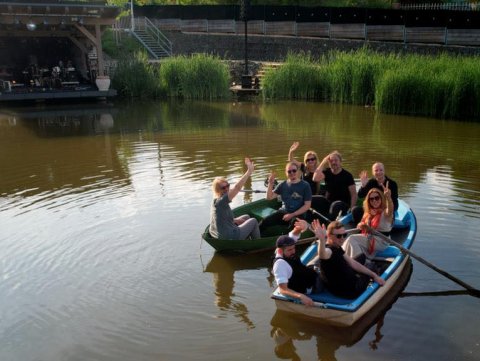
[1,100,479,361]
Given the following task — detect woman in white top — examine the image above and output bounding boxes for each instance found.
[343,184,394,262]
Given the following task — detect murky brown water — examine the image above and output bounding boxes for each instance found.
[1,100,479,361]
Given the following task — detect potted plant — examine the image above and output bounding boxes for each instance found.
[95,75,111,91]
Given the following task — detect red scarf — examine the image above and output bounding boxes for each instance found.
[362,210,382,254]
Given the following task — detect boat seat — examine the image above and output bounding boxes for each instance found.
[309,290,355,305]
[250,207,277,220]
[374,245,400,259]
[393,200,411,228]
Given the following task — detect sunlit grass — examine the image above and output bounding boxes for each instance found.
[262,53,324,100]
[262,49,480,120]
[159,54,230,100]
[111,51,160,98]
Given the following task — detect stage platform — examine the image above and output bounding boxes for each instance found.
[0,87,117,103]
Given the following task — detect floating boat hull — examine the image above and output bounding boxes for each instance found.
[271,199,417,327]
[202,198,314,253]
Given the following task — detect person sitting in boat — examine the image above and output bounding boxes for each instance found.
[357,161,399,212]
[313,219,385,299]
[259,162,312,233]
[287,141,323,196]
[343,185,394,264]
[272,235,319,306]
[312,151,357,220]
[209,157,261,240]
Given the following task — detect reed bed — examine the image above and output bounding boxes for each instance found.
[262,53,325,100]
[262,49,480,120]
[111,51,160,98]
[376,54,480,120]
[159,54,230,100]
[113,53,229,100]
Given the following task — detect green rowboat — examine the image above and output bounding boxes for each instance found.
[202,198,315,253]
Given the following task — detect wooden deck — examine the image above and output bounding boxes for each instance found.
[0,87,117,102]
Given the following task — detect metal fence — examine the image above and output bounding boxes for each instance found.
[401,2,478,11]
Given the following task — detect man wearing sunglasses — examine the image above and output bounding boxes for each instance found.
[260,162,312,233]
[312,219,385,299]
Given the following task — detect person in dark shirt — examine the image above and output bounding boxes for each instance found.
[357,162,399,211]
[312,219,384,299]
[312,151,357,220]
[272,235,318,306]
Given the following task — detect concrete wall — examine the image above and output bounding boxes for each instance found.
[165,31,480,62]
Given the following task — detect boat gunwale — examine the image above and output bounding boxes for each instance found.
[271,200,417,322]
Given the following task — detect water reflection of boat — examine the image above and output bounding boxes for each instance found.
[203,252,273,330]
[270,259,413,359]
[272,199,416,327]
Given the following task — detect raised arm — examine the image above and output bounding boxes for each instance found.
[312,155,329,182]
[382,181,394,220]
[312,219,330,260]
[266,171,277,200]
[288,141,302,167]
[357,170,370,198]
[228,157,254,201]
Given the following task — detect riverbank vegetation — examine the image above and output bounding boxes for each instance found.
[111,52,230,99]
[262,49,480,120]
[159,54,230,99]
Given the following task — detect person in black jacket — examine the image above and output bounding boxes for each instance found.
[314,219,385,299]
[358,162,399,211]
[272,235,318,306]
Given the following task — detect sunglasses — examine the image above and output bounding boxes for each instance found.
[221,183,230,190]
[306,157,316,162]
[287,169,297,174]
[369,195,381,202]
[333,233,347,239]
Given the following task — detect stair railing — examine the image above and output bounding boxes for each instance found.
[134,16,172,58]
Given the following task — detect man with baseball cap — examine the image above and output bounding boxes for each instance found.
[272,234,318,306]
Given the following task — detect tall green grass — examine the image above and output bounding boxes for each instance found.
[159,54,230,100]
[111,51,160,98]
[262,49,480,120]
[262,53,325,100]
[376,54,480,120]
[324,49,397,105]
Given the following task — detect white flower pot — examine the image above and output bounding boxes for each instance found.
[95,76,111,91]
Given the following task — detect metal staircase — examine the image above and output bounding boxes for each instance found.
[129,17,172,59]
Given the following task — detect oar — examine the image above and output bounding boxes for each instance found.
[371,229,480,298]
[309,208,331,224]
[240,189,266,193]
[400,290,476,298]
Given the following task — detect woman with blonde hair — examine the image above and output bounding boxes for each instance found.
[209,158,260,240]
[342,184,394,263]
[288,141,321,195]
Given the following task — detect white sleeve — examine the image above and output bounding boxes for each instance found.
[288,231,301,242]
[273,259,292,286]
